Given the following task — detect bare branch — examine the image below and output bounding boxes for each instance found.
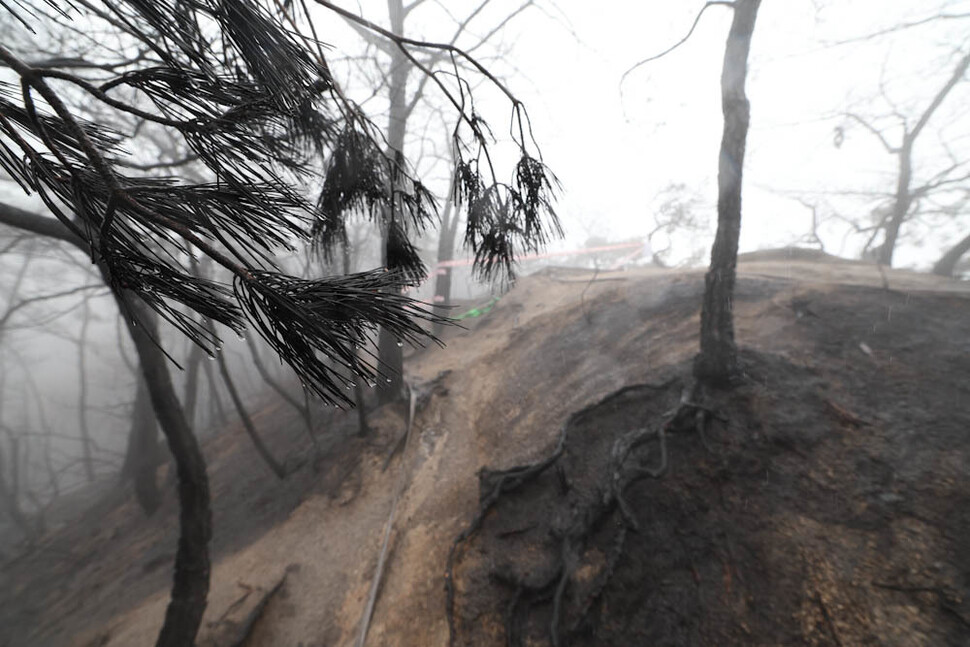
[827,11,970,45]
[0,283,104,330]
[314,0,521,106]
[621,1,735,87]
[910,49,970,142]
[844,112,899,153]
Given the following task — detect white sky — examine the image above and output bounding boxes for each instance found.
[321,0,970,269]
[0,0,967,489]
[2,1,968,268]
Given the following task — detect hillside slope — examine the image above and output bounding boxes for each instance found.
[2,258,969,646]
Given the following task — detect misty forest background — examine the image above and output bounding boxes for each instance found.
[0,0,969,644]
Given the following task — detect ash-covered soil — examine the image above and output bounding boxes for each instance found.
[2,258,968,646]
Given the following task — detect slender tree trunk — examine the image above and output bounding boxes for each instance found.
[117,292,211,647]
[202,357,228,428]
[877,50,970,266]
[76,298,95,483]
[433,180,459,337]
[377,0,410,406]
[244,332,318,452]
[120,372,162,515]
[878,141,913,267]
[213,333,286,479]
[183,342,205,428]
[933,231,970,277]
[0,439,37,541]
[341,243,370,433]
[694,0,761,386]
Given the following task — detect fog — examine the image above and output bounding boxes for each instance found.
[1,1,968,644]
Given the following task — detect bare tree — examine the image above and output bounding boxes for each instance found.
[317,0,551,403]
[0,0,557,644]
[625,0,761,385]
[842,48,970,266]
[694,0,762,385]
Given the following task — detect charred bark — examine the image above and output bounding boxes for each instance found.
[1,202,210,645]
[341,241,370,433]
[694,0,761,386]
[202,357,229,428]
[376,0,410,406]
[118,292,211,647]
[120,372,162,516]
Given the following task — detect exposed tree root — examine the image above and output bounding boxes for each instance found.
[446,380,721,646]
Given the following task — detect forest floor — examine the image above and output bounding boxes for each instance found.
[2,249,970,646]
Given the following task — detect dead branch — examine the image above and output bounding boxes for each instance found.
[621,1,736,86]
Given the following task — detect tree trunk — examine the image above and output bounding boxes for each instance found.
[877,141,913,267]
[76,298,95,483]
[433,183,459,337]
[118,292,211,647]
[340,244,370,433]
[182,341,205,428]
[0,439,38,541]
[694,0,761,386]
[120,371,162,516]
[214,334,286,480]
[0,204,209,641]
[202,357,228,428]
[376,0,410,406]
[877,50,970,266]
[933,231,970,277]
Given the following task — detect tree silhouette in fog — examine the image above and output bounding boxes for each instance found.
[0,0,558,644]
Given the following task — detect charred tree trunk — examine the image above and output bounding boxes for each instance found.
[120,372,162,516]
[933,231,970,277]
[376,0,410,406]
[118,292,211,647]
[76,298,95,483]
[342,243,370,434]
[694,0,761,386]
[0,203,209,644]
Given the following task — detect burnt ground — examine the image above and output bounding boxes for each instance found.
[1,261,969,646]
[449,282,970,646]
